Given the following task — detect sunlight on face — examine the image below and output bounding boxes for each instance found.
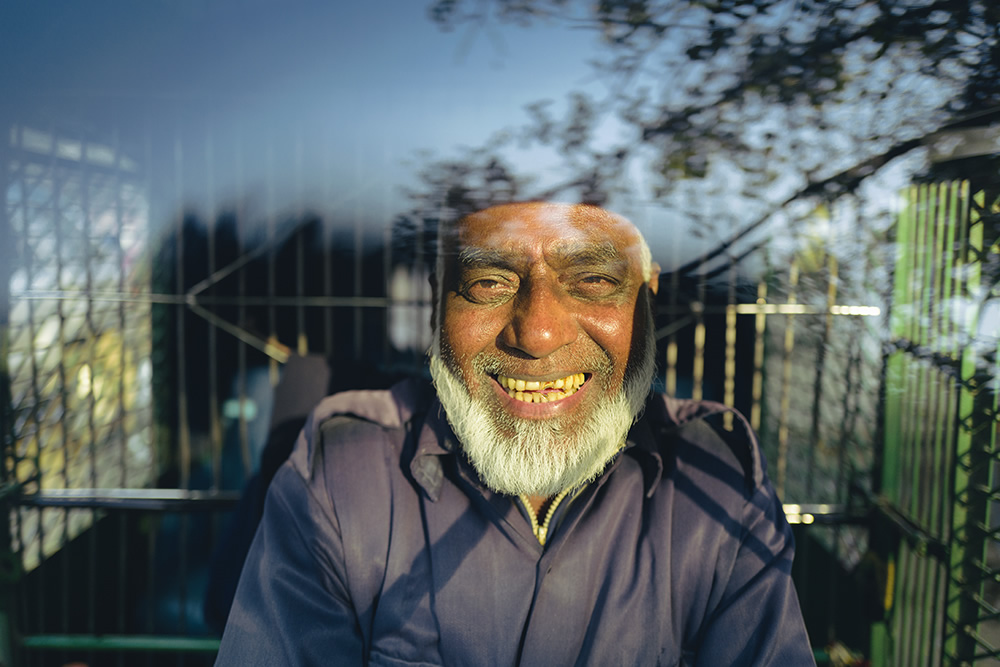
[430,202,658,496]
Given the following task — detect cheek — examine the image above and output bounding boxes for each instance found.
[578,307,635,370]
[440,307,507,383]
[442,311,502,355]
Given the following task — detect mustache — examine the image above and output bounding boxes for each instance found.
[469,349,614,382]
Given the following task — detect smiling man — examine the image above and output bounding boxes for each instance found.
[217,202,815,666]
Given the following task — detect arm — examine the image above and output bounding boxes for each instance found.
[694,482,815,666]
[215,462,364,665]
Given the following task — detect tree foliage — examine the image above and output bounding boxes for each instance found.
[410,0,1000,250]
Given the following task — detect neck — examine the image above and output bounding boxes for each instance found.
[525,494,553,518]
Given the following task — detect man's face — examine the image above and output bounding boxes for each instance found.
[429,202,659,497]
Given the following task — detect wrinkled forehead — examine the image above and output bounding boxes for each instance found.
[445,202,647,266]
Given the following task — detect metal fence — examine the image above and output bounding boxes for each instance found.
[2,116,997,665]
[1,117,435,666]
[878,181,1000,666]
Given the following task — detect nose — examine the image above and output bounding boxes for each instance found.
[499,279,578,358]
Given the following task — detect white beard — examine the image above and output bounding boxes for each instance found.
[428,310,657,497]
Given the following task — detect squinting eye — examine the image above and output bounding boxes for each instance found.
[463,278,515,304]
[574,275,618,297]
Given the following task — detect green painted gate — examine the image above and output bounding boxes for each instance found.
[878,181,1000,665]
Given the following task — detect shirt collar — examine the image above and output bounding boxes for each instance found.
[621,397,669,497]
[408,397,456,501]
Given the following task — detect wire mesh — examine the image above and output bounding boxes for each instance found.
[1,117,433,665]
[6,124,155,571]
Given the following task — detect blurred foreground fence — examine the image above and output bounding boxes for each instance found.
[1,121,999,666]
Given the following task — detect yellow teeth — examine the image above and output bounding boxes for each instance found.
[498,372,586,404]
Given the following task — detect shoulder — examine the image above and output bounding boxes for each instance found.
[640,393,765,497]
[287,377,432,481]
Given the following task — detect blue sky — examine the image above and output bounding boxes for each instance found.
[3,0,939,270]
[1,1,607,238]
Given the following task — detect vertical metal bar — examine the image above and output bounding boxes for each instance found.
[21,128,45,607]
[665,338,678,398]
[835,308,859,504]
[145,520,156,667]
[113,122,128,667]
[80,133,100,667]
[179,511,189,635]
[882,185,915,509]
[913,536,930,664]
[173,127,191,667]
[723,278,736,430]
[986,318,1000,661]
[383,224,393,365]
[806,251,836,493]
[922,184,951,664]
[933,182,957,541]
[900,184,921,528]
[415,214,427,366]
[175,127,191,491]
[750,281,767,433]
[111,126,129,657]
[382,138,392,367]
[904,184,929,519]
[47,126,71,641]
[142,121,156,667]
[918,183,942,531]
[912,545,928,666]
[691,318,705,402]
[0,105,18,667]
[83,136,99,656]
[691,262,707,403]
[664,241,680,398]
[53,129,71,651]
[178,131,195,664]
[949,182,983,663]
[968,187,998,662]
[912,546,929,666]
[776,260,799,498]
[354,144,364,361]
[322,135,334,358]
[922,548,938,665]
[930,557,946,667]
[206,125,222,491]
[891,543,908,666]
[10,126,38,652]
[943,180,972,663]
[266,139,278,391]
[906,185,933,665]
[295,130,307,357]
[935,379,957,664]
[234,128,250,480]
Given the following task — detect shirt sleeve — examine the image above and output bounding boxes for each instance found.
[215,462,364,666]
[693,480,817,666]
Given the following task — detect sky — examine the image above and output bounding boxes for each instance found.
[1,0,612,243]
[1,0,958,275]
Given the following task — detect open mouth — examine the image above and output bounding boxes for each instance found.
[495,372,588,404]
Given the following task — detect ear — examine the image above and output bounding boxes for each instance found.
[429,271,439,332]
[647,262,660,296]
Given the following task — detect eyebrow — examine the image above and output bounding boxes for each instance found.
[456,247,518,271]
[548,241,625,267]
[456,241,627,271]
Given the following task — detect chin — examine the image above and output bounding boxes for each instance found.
[429,353,641,497]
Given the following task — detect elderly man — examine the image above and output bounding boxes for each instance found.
[216,202,814,665]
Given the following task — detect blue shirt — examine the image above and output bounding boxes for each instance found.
[217,379,815,665]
